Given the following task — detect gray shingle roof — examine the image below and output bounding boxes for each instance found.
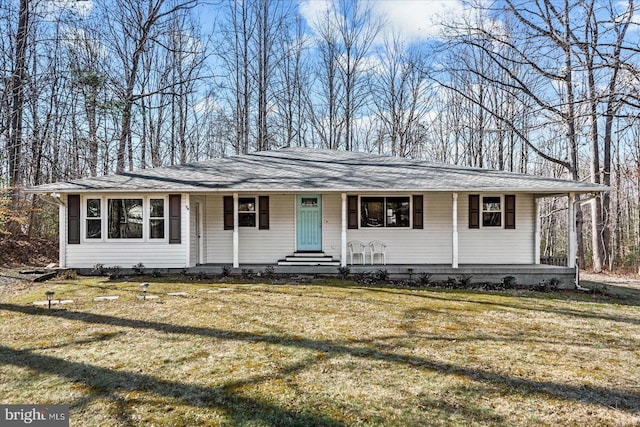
[27,147,608,194]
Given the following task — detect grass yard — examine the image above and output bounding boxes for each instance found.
[0,275,639,426]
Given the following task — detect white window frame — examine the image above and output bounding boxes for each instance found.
[238,196,257,228]
[359,195,412,229]
[480,195,503,228]
[149,197,168,240]
[80,195,169,243]
[85,197,103,240]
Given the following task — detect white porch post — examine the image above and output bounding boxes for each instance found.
[567,192,576,268]
[341,193,347,267]
[58,195,66,269]
[233,193,239,268]
[534,198,541,264]
[452,193,459,269]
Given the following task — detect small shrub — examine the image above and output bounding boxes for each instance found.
[221,265,231,277]
[132,262,145,275]
[262,265,275,278]
[418,273,432,286]
[107,266,122,280]
[151,270,162,278]
[459,274,473,287]
[375,269,389,283]
[338,266,350,279]
[92,263,105,276]
[241,268,254,280]
[354,272,376,285]
[446,276,458,287]
[502,275,517,288]
[195,271,210,280]
[534,277,561,292]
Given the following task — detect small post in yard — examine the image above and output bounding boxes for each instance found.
[45,291,55,309]
[141,282,149,300]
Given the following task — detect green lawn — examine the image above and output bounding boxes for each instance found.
[0,275,639,426]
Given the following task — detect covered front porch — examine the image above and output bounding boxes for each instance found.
[187,191,581,273]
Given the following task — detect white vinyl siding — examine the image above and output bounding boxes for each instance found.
[322,194,342,260]
[345,193,451,264]
[204,194,295,264]
[458,193,535,264]
[64,193,188,269]
[63,191,537,268]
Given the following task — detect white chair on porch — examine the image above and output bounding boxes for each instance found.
[348,240,366,265]
[369,241,387,265]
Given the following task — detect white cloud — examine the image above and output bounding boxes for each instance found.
[299,0,332,27]
[299,0,469,43]
[371,0,467,42]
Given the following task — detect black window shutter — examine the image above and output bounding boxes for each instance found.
[223,196,234,230]
[347,195,358,229]
[259,196,269,230]
[505,195,516,229]
[413,195,424,229]
[169,194,181,243]
[68,195,80,244]
[469,194,480,229]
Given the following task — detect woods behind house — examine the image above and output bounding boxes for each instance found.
[2,0,639,271]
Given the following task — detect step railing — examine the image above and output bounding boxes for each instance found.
[540,256,567,266]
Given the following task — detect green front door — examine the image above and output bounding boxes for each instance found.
[296,195,322,251]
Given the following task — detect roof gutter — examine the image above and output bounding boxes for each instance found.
[26,186,612,195]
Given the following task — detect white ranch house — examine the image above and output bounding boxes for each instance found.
[29,148,607,287]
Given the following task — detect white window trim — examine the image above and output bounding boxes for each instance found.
[84,197,103,240]
[80,195,170,243]
[359,195,412,229]
[480,194,504,229]
[148,196,169,241]
[238,196,258,228]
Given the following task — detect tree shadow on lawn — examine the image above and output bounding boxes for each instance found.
[579,279,640,304]
[0,303,638,415]
[357,287,640,326]
[0,343,343,426]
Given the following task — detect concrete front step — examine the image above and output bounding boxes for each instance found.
[277,260,341,266]
[288,252,326,258]
[278,251,339,266]
[284,256,334,262]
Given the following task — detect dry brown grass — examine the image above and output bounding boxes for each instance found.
[0,275,639,426]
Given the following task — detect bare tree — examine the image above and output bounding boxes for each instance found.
[371,34,430,157]
[102,0,198,173]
